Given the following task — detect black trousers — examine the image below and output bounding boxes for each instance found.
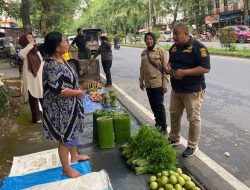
[146,87,167,129]
[102,60,112,85]
[28,91,43,123]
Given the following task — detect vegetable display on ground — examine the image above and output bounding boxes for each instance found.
[82,81,103,89]
[89,92,102,102]
[148,168,201,190]
[121,124,177,175]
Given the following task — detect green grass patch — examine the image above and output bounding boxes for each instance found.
[15,104,32,126]
[121,43,250,58]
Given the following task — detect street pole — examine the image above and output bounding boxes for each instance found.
[148,0,152,31]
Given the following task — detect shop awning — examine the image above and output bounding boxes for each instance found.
[219,15,239,21]
[220,10,242,16]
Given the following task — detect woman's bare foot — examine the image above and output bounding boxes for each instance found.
[71,154,90,163]
[63,166,82,178]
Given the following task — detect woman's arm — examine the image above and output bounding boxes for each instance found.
[59,89,84,100]
[18,43,34,60]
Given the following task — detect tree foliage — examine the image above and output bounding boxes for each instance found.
[1,0,213,36]
[219,27,236,50]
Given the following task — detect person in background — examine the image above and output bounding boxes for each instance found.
[92,36,113,87]
[18,33,43,123]
[139,32,169,133]
[71,28,86,60]
[42,31,90,178]
[167,22,210,157]
[9,40,15,55]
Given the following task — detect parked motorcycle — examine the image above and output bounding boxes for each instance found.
[9,48,20,68]
[114,42,120,50]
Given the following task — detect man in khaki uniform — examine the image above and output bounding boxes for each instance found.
[167,23,210,157]
[139,32,169,133]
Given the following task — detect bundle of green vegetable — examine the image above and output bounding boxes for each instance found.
[69,46,77,53]
[102,90,119,107]
[110,93,118,106]
[97,116,115,148]
[121,124,177,175]
[93,109,124,142]
[113,114,131,143]
[148,168,201,190]
[105,109,124,117]
[87,88,98,94]
[102,93,110,107]
[93,109,106,142]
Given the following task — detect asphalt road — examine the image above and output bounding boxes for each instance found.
[102,46,250,187]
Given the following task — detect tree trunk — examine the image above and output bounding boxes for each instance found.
[20,0,31,33]
[243,0,249,22]
[173,0,181,24]
[195,0,200,35]
[40,1,51,37]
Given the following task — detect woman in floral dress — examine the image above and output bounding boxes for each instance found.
[42,32,89,178]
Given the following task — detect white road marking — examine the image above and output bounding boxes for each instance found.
[101,73,250,190]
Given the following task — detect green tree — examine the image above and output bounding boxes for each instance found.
[219,27,236,50]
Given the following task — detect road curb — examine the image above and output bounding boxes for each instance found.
[102,74,249,190]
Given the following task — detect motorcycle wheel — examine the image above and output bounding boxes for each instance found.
[10,59,18,68]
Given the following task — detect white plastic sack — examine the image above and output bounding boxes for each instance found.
[9,149,67,176]
[25,170,113,190]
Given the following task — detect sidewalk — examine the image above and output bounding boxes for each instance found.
[0,61,19,79]
[111,80,249,190]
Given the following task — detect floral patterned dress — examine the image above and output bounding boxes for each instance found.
[42,59,84,147]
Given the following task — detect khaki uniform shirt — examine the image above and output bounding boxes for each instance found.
[140,45,170,88]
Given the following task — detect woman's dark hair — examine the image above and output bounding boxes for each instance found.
[18,34,29,47]
[44,32,62,56]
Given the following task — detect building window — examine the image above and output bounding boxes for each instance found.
[224,0,228,6]
[216,0,220,8]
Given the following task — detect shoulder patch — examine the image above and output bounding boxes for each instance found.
[200,48,207,57]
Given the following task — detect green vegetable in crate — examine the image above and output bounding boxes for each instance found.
[97,116,114,148]
[113,114,131,143]
[93,109,106,142]
[121,125,177,175]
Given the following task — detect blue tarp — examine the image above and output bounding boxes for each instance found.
[83,89,121,114]
[0,162,91,190]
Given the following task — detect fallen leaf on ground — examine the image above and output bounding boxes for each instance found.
[224,152,230,157]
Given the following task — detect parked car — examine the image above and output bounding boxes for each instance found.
[224,25,250,43]
[159,31,173,42]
